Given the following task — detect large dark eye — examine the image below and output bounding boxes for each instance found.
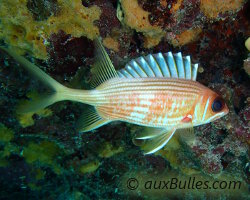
[212,97,224,112]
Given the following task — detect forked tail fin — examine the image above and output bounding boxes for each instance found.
[1,39,114,133]
[0,46,69,113]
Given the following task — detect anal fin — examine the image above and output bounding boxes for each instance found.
[133,128,176,154]
[76,106,111,132]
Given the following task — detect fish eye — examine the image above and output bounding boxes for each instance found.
[212,97,224,112]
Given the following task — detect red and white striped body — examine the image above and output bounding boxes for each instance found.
[88,77,213,128]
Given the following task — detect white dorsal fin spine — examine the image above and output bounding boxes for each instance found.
[117,71,126,78]
[183,56,192,80]
[117,52,199,81]
[164,52,178,78]
[120,69,133,78]
[173,52,185,79]
[139,56,155,77]
[130,59,148,77]
[192,64,198,81]
[153,53,171,77]
[145,54,163,77]
[126,65,140,78]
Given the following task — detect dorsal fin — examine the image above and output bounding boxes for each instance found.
[90,38,118,88]
[117,52,199,81]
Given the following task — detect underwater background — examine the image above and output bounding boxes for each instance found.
[0,0,249,199]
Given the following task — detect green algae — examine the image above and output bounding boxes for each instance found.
[0,123,14,143]
[0,124,17,167]
[79,160,100,174]
[23,141,64,174]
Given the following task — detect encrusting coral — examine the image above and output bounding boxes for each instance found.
[0,123,14,143]
[200,0,246,19]
[170,27,203,47]
[0,124,19,167]
[16,91,53,128]
[98,142,124,158]
[22,140,64,174]
[118,0,165,48]
[0,0,101,59]
[118,0,247,49]
[79,160,100,174]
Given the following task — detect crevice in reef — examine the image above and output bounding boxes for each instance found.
[27,0,60,21]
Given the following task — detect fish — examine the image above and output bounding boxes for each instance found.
[0,39,229,154]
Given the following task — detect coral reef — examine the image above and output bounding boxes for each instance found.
[0,0,101,59]
[119,0,164,47]
[98,142,124,158]
[0,124,14,143]
[200,0,245,19]
[103,37,120,52]
[79,160,100,174]
[118,0,247,49]
[0,0,249,199]
[16,91,53,128]
[23,140,64,174]
[170,27,202,47]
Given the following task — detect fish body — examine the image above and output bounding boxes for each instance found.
[91,78,211,128]
[0,39,229,154]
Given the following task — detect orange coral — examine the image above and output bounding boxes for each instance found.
[171,0,183,13]
[103,37,120,52]
[200,0,245,19]
[120,0,162,34]
[170,27,202,47]
[144,33,165,48]
[119,0,164,48]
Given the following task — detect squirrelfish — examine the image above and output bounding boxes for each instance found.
[0,39,229,154]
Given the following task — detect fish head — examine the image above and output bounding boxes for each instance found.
[197,90,229,125]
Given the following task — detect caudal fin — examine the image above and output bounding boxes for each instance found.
[0,46,67,113]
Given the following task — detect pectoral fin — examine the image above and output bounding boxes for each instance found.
[133,127,167,139]
[133,128,176,154]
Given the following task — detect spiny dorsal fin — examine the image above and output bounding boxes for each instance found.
[133,128,176,154]
[117,52,199,81]
[76,106,111,132]
[90,38,118,88]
